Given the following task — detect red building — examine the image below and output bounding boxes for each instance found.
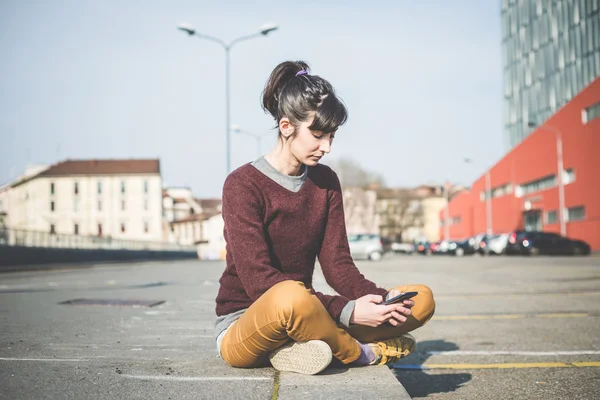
[441,77,600,250]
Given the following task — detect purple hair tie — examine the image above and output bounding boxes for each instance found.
[295,70,308,77]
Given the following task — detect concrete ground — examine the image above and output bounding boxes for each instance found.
[0,254,599,399]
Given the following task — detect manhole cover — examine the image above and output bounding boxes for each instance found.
[59,299,165,307]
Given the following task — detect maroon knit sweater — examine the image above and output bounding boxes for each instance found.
[215,163,388,320]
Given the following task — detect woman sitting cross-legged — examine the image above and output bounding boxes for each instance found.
[215,60,435,375]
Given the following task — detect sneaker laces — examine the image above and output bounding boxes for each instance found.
[378,341,410,363]
[371,335,415,365]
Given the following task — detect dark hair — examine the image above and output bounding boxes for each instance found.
[262,61,348,137]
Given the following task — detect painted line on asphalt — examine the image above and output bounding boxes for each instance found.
[434,312,590,321]
[121,374,271,381]
[394,362,600,370]
[437,291,600,299]
[426,350,600,356]
[0,357,85,362]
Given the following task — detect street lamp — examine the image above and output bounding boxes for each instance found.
[177,22,279,174]
[528,121,566,237]
[464,157,493,238]
[231,124,271,157]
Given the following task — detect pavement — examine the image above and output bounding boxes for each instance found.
[1,254,599,399]
[0,259,410,400]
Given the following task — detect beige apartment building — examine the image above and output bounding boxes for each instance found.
[0,159,163,242]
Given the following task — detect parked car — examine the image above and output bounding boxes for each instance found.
[380,237,393,254]
[448,239,478,256]
[348,234,385,261]
[391,242,414,254]
[505,231,591,256]
[415,241,432,255]
[469,233,487,252]
[478,233,510,255]
[429,241,442,254]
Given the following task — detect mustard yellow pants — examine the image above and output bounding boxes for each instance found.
[220,280,435,367]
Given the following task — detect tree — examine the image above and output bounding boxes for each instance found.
[326,157,385,189]
[342,187,378,234]
[376,188,424,243]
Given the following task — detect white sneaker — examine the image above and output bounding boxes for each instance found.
[269,340,332,375]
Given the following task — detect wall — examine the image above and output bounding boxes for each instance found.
[0,246,197,269]
[442,77,600,249]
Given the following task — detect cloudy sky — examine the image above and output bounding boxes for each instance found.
[0,0,504,197]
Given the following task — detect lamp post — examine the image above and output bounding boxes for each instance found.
[231,125,271,157]
[528,121,566,237]
[177,22,278,174]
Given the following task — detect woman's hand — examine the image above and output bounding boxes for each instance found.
[350,294,412,327]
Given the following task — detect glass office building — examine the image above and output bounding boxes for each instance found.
[502,0,600,149]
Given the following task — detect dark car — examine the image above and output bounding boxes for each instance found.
[505,231,591,256]
[448,239,478,256]
[415,242,432,255]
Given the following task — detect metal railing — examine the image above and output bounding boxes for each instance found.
[0,228,196,252]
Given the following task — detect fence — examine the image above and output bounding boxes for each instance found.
[0,228,197,252]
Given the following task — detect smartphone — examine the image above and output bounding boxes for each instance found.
[383,291,418,305]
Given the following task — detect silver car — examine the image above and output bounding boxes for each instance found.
[348,234,384,261]
[487,233,510,255]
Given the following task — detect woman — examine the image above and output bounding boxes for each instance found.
[215,61,435,375]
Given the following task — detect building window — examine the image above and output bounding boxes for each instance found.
[516,174,557,197]
[74,182,79,195]
[74,198,80,212]
[582,101,600,124]
[545,210,558,224]
[97,181,102,195]
[121,223,126,233]
[74,224,79,235]
[50,201,55,212]
[144,198,149,211]
[491,183,513,198]
[144,180,149,194]
[450,216,462,226]
[50,182,55,195]
[567,206,585,222]
[98,200,102,211]
[98,223,103,237]
[121,181,126,194]
[144,221,149,233]
[121,200,126,211]
[563,168,576,185]
[50,224,55,235]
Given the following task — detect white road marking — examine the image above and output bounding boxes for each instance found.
[121,374,271,381]
[427,350,600,356]
[0,357,85,362]
[144,311,178,315]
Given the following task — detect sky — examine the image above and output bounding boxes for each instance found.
[0,0,505,197]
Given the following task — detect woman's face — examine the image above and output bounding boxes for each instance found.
[280,115,335,167]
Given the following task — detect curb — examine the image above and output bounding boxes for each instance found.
[277,365,411,399]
